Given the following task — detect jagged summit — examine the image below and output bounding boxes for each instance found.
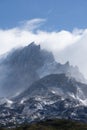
[27,41,35,46]
[25,42,40,51]
[0,42,55,97]
[0,42,86,97]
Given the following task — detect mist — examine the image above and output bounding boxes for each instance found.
[0,19,87,78]
[54,30,87,78]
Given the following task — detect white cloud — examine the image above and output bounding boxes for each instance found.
[0,18,87,78]
[19,18,46,31]
[56,29,87,78]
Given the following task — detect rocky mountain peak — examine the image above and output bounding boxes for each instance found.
[0,42,86,98]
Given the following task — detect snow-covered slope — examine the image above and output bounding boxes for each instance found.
[0,74,87,127]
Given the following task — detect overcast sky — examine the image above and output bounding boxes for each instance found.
[0,0,87,78]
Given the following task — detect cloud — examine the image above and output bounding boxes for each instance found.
[0,18,87,78]
[0,19,81,55]
[56,29,87,78]
[19,18,46,31]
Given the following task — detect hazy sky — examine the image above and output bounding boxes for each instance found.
[0,0,87,78]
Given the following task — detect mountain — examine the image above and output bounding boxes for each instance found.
[0,42,86,97]
[0,42,87,128]
[0,42,54,97]
[15,74,87,100]
[0,74,87,127]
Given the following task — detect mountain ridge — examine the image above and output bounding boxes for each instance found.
[0,42,87,127]
[0,74,87,127]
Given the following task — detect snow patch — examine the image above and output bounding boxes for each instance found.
[20,98,26,104]
[51,90,56,94]
[0,98,13,107]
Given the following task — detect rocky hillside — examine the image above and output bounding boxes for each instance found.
[1,74,87,127]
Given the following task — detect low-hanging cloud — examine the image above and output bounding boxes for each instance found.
[0,18,87,78]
